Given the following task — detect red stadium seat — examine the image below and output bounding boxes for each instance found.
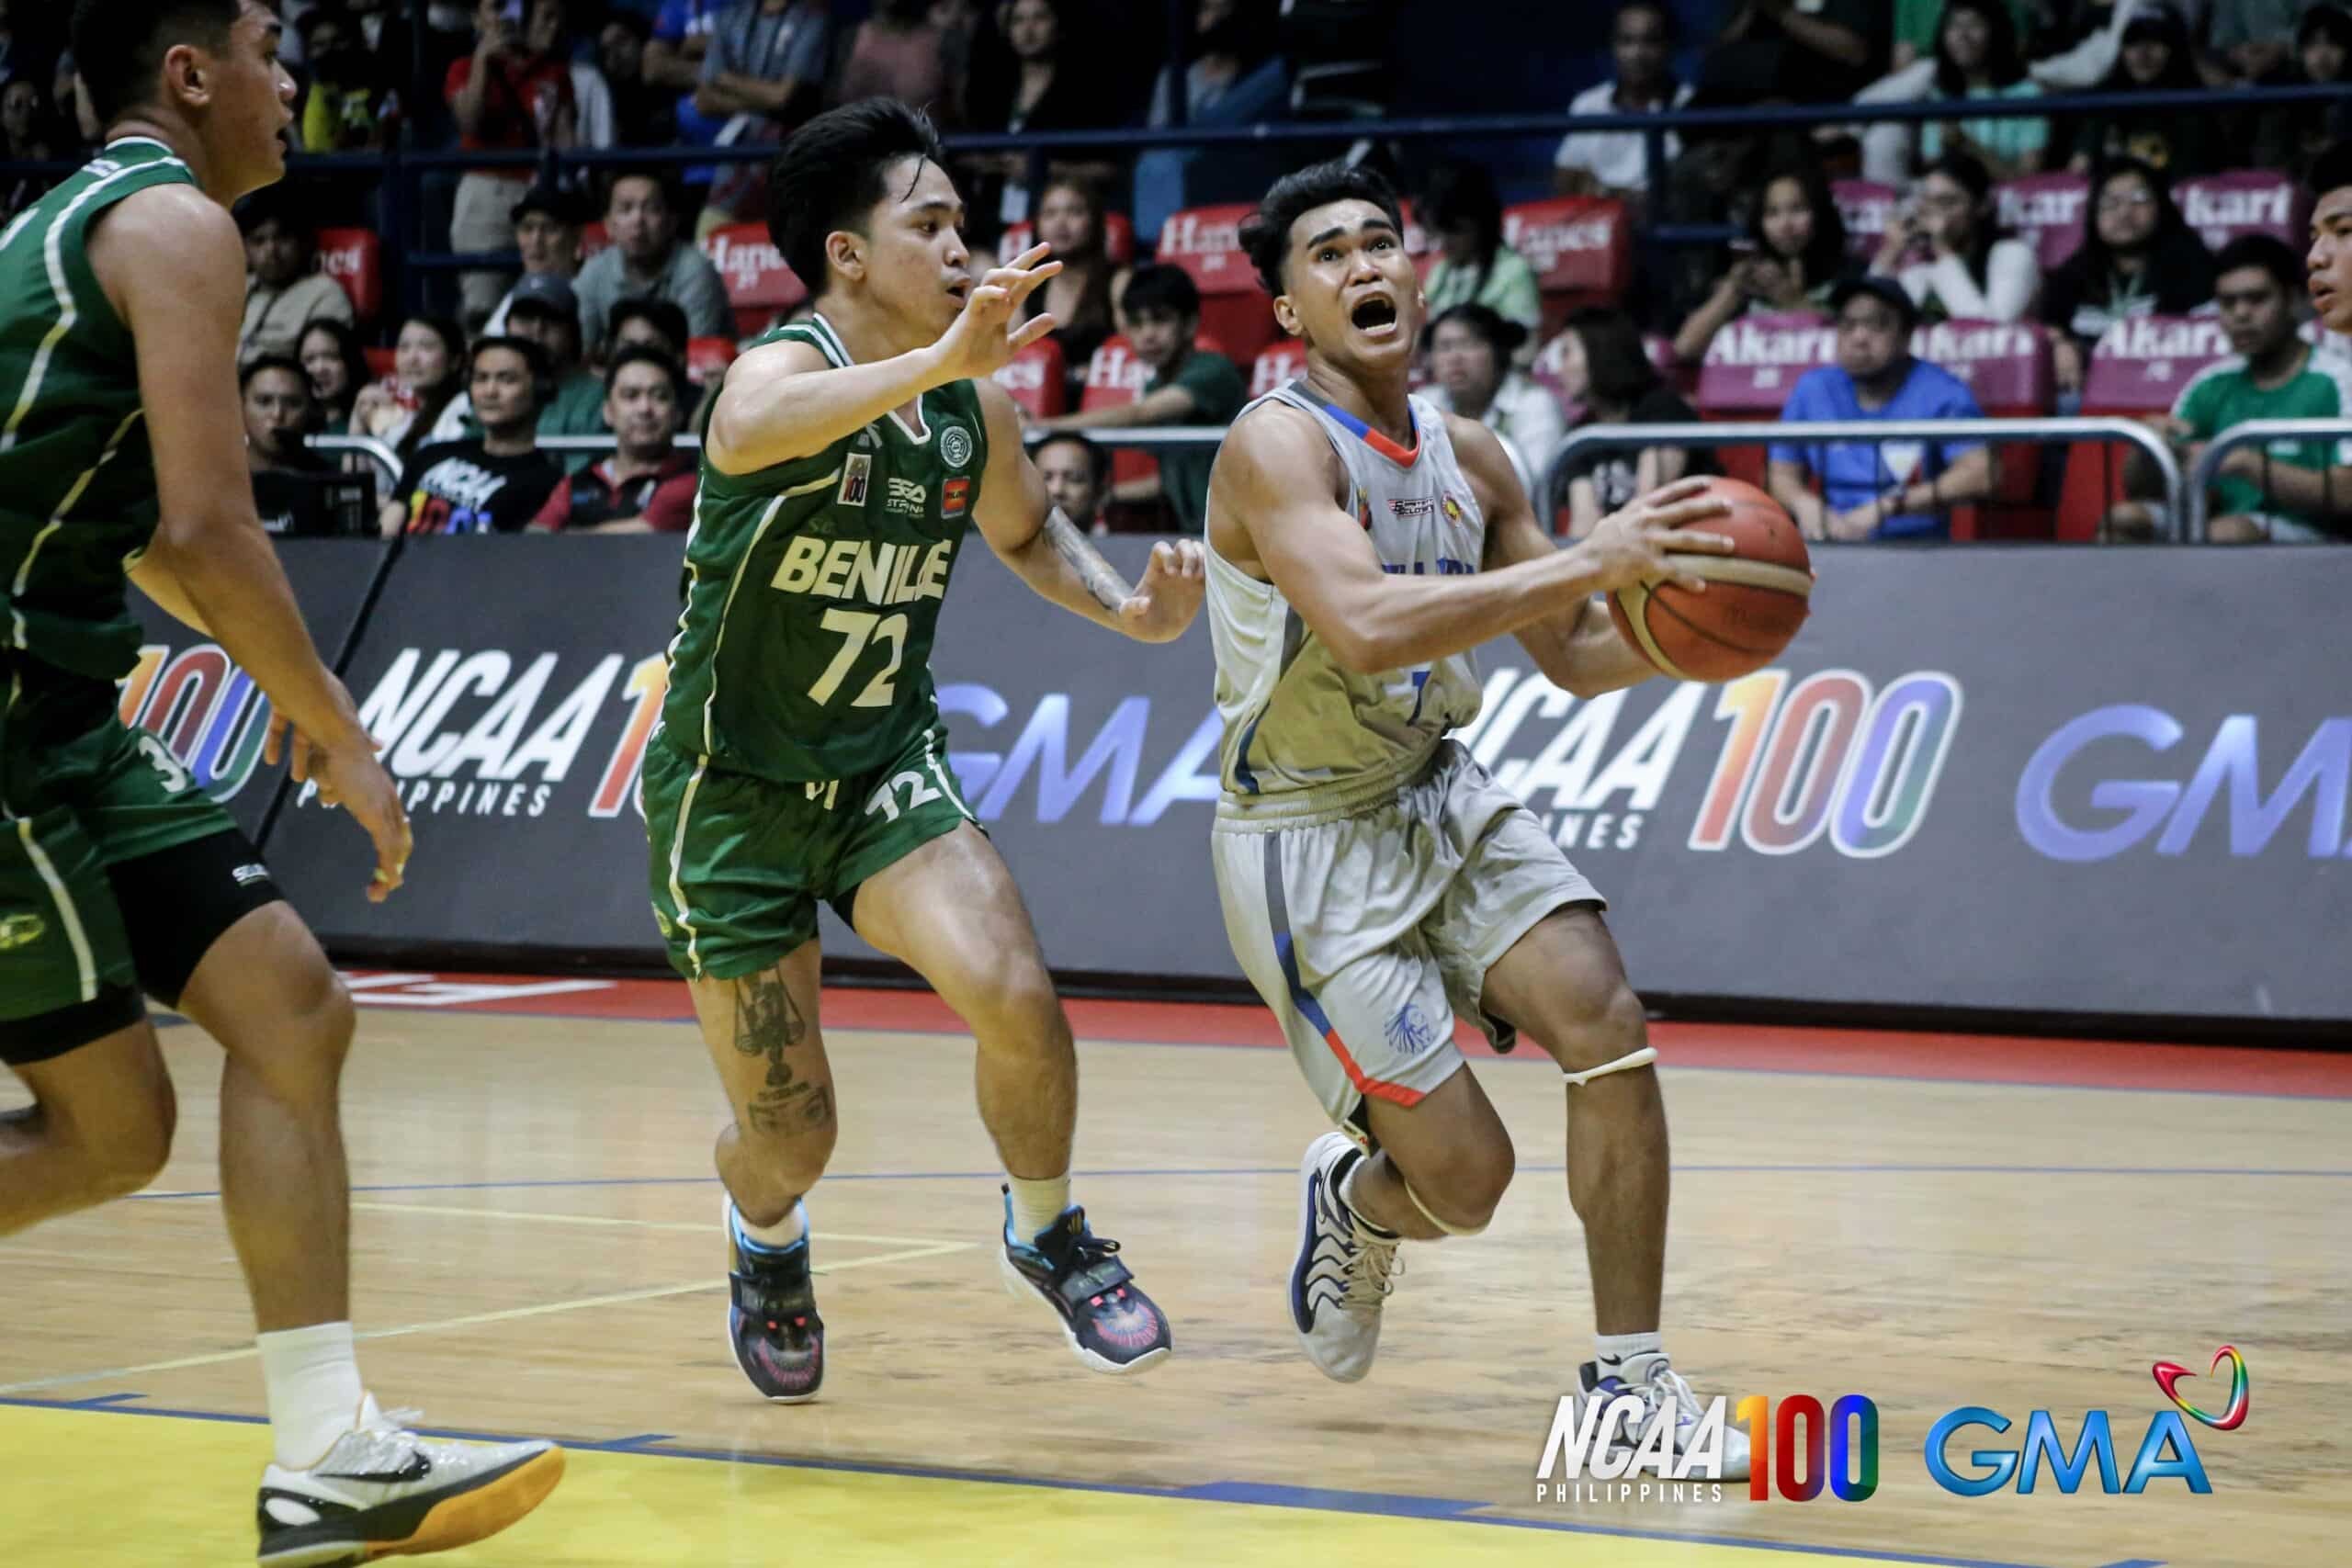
[1080,335,1157,488]
[1250,340,1306,400]
[2060,315,2234,538]
[1994,173,2090,272]
[1832,179,1899,263]
[1155,204,1278,365]
[313,227,382,322]
[999,209,1136,267]
[2177,169,2312,254]
[699,221,808,340]
[684,335,738,385]
[363,346,397,380]
[1500,197,1631,335]
[1694,310,1838,488]
[1912,320,2055,538]
[992,336,1068,420]
[581,220,610,260]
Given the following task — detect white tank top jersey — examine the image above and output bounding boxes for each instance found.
[1205,382,1492,825]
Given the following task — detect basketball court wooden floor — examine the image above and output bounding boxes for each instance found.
[3,972,2346,1568]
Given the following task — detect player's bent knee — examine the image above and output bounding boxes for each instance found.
[1545,976,1647,1063]
[1403,1139,1514,1234]
[972,964,1070,1050]
[86,1078,177,1200]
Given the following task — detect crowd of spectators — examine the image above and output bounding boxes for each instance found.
[5,0,2348,542]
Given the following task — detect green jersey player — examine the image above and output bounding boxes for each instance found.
[641,100,1203,1398]
[1,4,561,1562]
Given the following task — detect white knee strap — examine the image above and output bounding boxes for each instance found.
[1405,1180,1489,1237]
[1561,1043,1657,1089]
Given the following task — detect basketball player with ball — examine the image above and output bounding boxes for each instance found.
[1203,159,1810,1473]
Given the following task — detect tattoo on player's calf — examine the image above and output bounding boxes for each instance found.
[747,1081,832,1136]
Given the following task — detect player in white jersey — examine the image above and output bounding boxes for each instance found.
[1203,159,1750,1476]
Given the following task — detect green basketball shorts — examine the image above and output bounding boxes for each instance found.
[640,719,978,981]
[0,662,277,1060]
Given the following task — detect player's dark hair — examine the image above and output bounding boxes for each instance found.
[1036,431,1111,490]
[606,298,691,358]
[2312,141,2352,202]
[238,353,310,395]
[73,0,242,128]
[767,97,949,294]
[2213,232,2303,294]
[604,344,688,404]
[1120,263,1202,323]
[1240,160,1404,297]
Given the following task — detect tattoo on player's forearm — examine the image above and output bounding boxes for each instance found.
[1043,506,1133,613]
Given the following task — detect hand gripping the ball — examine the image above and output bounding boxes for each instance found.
[1573,476,1737,596]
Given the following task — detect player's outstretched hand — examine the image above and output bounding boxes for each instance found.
[933,243,1063,383]
[280,705,412,904]
[1575,476,1735,595]
[1116,538,1206,643]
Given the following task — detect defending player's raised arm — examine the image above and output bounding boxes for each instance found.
[93,184,410,900]
[707,245,1064,475]
[1212,406,1730,677]
[970,379,1205,641]
[1453,416,1662,699]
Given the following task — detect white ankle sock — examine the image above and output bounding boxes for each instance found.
[256,1321,367,1470]
[1338,1156,1397,1240]
[1006,1173,1070,1238]
[1595,1330,1665,1386]
[734,1198,807,1250]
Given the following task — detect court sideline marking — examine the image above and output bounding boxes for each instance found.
[0,1236,971,1396]
[0,1393,2094,1568]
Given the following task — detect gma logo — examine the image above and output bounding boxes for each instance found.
[1925,1408,2210,1495]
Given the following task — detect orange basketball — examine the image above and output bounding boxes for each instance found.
[1607,477,1813,682]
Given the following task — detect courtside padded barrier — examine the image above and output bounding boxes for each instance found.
[126,537,389,841]
[133,536,2351,1031]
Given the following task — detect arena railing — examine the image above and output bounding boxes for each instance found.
[2186,419,2352,542]
[82,79,2330,321]
[1544,418,2189,543]
[323,423,2197,544]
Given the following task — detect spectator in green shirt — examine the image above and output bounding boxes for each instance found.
[1419,161,1543,342]
[2109,235,2352,542]
[1035,265,1246,533]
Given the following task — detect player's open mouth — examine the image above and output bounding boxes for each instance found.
[1350,296,1399,336]
[946,281,970,301]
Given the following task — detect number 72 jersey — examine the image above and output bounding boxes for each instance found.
[661,316,990,784]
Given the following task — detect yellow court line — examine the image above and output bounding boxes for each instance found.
[0,1403,1971,1568]
[349,1201,961,1247]
[0,1240,973,1396]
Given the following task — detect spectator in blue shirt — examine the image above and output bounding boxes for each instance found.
[1768,276,1996,540]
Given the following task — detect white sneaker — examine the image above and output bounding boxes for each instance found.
[255,1409,564,1566]
[1576,1356,1752,1482]
[1289,1131,1402,1383]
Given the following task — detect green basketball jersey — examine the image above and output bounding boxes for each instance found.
[0,139,198,683]
[662,312,990,783]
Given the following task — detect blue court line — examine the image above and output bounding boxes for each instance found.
[2095,1560,2167,1568]
[0,1393,2068,1568]
[119,1163,2352,1202]
[334,998,2350,1103]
